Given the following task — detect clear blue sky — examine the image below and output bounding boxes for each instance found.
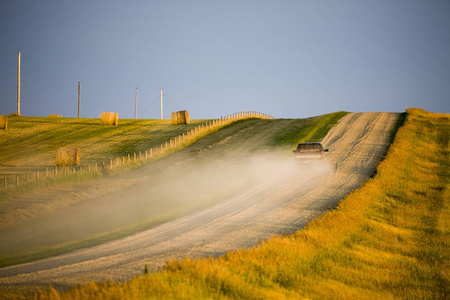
[1,0,449,119]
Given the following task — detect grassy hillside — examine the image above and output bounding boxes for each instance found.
[0,116,209,169]
[0,112,348,170]
[30,108,449,299]
[267,111,349,148]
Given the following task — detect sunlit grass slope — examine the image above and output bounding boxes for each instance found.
[0,112,348,169]
[0,112,347,170]
[267,111,349,148]
[0,116,209,168]
[33,108,449,299]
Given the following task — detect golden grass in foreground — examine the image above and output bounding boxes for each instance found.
[17,108,450,299]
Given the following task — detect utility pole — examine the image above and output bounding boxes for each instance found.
[17,51,21,116]
[135,88,138,119]
[160,89,163,120]
[78,82,81,118]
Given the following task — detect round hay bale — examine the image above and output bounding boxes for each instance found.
[101,112,119,125]
[56,147,80,166]
[0,115,7,130]
[171,110,190,125]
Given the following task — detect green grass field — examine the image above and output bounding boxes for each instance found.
[0,116,209,169]
[27,108,449,299]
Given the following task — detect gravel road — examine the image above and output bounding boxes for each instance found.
[0,112,399,290]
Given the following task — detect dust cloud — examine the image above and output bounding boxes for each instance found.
[0,150,332,258]
[146,150,333,215]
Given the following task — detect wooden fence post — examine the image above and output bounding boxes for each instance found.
[16,175,19,188]
[4,178,6,191]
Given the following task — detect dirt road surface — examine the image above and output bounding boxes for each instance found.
[0,112,399,291]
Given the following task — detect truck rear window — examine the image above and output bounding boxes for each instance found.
[297,144,323,152]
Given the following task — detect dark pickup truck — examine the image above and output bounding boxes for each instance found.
[293,142,329,161]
